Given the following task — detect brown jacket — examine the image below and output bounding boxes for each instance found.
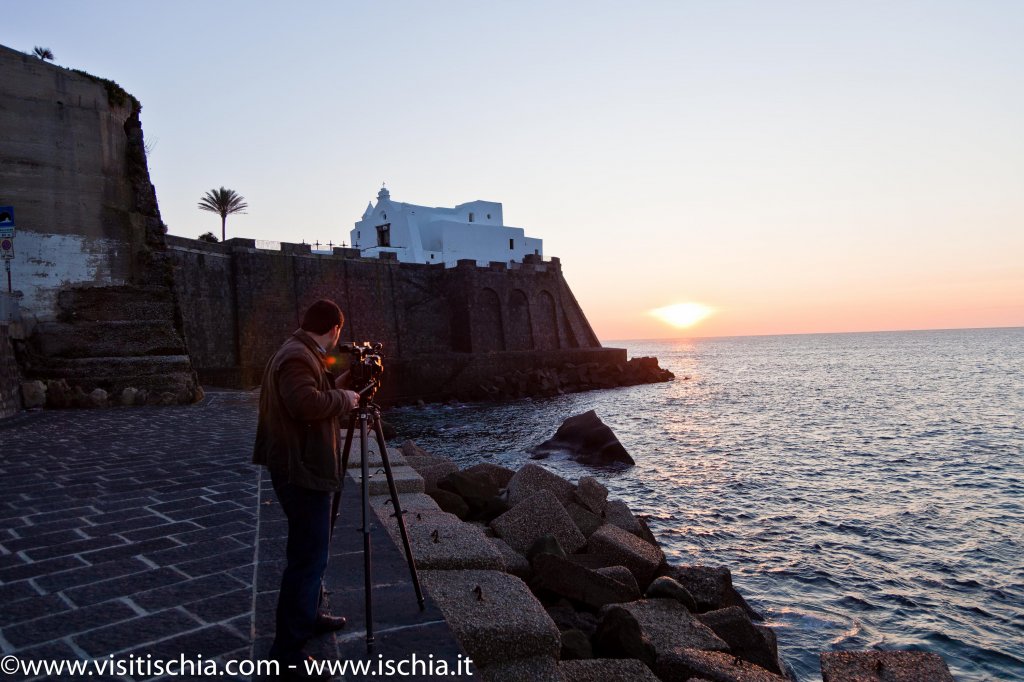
[252,329,351,491]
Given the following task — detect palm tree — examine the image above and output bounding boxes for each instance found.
[33,46,54,61]
[198,187,248,242]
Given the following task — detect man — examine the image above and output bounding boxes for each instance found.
[253,299,360,674]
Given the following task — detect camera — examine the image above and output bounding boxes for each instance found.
[340,342,384,395]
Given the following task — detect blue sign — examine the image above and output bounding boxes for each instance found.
[0,207,13,227]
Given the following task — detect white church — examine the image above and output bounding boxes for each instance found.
[350,187,543,267]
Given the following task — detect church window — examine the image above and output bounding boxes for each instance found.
[382,212,387,220]
[376,224,391,247]
[509,238,514,250]
[468,212,475,222]
[487,214,491,219]
[534,249,539,255]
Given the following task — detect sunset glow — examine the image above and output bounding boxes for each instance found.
[649,303,715,330]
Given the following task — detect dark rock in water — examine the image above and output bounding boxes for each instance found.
[427,489,470,520]
[559,629,593,660]
[820,650,954,682]
[696,606,782,675]
[645,576,697,612]
[591,605,656,666]
[656,649,786,682]
[531,410,634,466]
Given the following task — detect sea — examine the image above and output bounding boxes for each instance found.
[385,327,1024,682]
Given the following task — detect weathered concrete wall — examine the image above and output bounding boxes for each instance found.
[166,236,611,401]
[0,322,21,418]
[0,44,168,322]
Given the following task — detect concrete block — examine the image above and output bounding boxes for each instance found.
[379,510,503,571]
[532,553,640,609]
[507,463,575,507]
[481,656,560,682]
[487,537,530,577]
[369,492,441,515]
[490,490,586,555]
[348,465,423,496]
[604,499,642,536]
[820,650,955,682]
[566,501,603,537]
[421,569,560,667]
[574,476,609,515]
[656,648,787,682]
[618,599,729,654]
[587,524,664,587]
[560,659,661,682]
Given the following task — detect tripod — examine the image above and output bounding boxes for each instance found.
[332,380,425,645]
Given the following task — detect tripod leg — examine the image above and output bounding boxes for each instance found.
[359,410,375,644]
[332,411,358,537]
[372,411,426,609]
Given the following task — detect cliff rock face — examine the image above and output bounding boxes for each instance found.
[0,44,199,406]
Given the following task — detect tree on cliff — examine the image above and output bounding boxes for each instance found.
[198,187,247,242]
[33,46,54,61]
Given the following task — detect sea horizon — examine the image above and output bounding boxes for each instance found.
[603,323,1024,345]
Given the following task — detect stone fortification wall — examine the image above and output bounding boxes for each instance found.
[0,322,21,418]
[0,44,169,321]
[167,235,615,401]
[0,44,198,412]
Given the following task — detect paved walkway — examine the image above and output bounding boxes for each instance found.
[0,390,464,681]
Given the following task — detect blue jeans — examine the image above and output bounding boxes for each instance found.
[268,469,332,664]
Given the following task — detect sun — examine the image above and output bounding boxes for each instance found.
[649,302,715,329]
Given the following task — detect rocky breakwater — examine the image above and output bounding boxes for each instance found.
[379,440,784,681]
[473,356,675,402]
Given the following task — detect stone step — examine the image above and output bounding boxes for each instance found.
[340,441,406,468]
[346,465,423,496]
[32,321,187,358]
[56,285,176,322]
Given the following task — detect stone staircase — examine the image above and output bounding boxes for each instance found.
[19,285,200,404]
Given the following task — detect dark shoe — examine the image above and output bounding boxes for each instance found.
[313,612,347,633]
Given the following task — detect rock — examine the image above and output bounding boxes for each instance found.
[618,598,729,655]
[421,569,560,667]
[696,606,782,674]
[438,470,502,517]
[418,461,461,492]
[595,566,641,595]
[531,410,635,466]
[574,476,609,515]
[380,420,397,439]
[427,489,471,520]
[45,379,72,408]
[405,454,453,471]
[560,629,592,660]
[488,537,530,578]
[532,553,641,610]
[646,576,697,611]
[545,605,599,637]
[657,648,787,682]
[507,463,576,507]
[463,462,515,489]
[491,490,586,555]
[604,499,642,536]
[568,553,623,571]
[587,524,665,589]
[119,387,139,406]
[560,659,661,682]
[88,388,108,408]
[566,501,603,538]
[20,380,46,408]
[635,515,661,547]
[135,389,148,405]
[527,534,567,562]
[591,604,656,665]
[400,439,433,459]
[661,565,763,620]
[379,510,502,570]
[480,656,560,682]
[820,650,955,682]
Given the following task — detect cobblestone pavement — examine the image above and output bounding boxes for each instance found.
[0,390,261,680]
[0,390,467,681]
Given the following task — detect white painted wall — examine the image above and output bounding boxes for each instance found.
[350,188,542,266]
